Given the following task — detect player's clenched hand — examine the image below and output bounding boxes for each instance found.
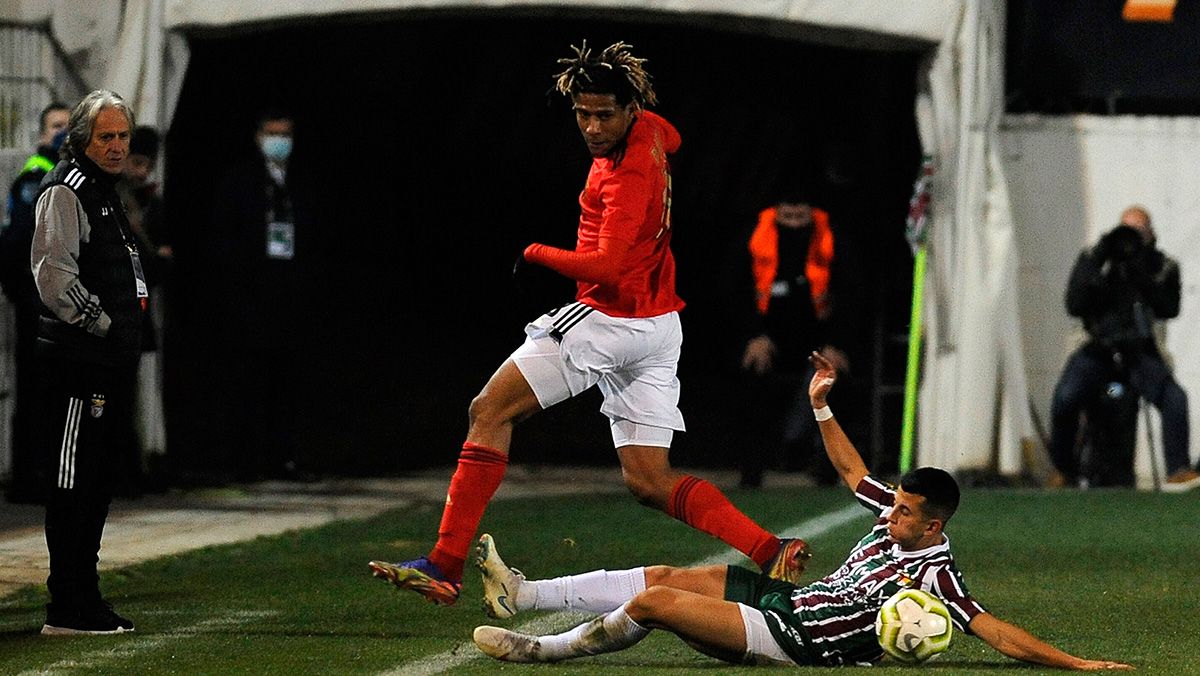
[808,350,837,407]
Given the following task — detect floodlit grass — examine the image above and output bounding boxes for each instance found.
[1,485,1197,674]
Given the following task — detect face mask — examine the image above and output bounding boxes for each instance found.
[259,135,293,162]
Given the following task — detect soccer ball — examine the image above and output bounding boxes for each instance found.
[875,588,953,663]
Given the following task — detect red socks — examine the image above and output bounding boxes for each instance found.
[428,442,508,581]
[427,458,779,580]
[668,475,781,568]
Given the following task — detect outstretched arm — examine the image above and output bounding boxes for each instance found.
[523,233,632,287]
[969,612,1132,671]
[808,350,868,491]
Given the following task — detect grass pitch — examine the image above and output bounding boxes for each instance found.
[1,484,1197,674]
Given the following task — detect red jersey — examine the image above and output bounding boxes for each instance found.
[524,110,685,318]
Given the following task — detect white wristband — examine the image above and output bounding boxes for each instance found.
[814,405,833,422]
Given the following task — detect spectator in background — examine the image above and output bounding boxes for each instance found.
[1049,205,1198,492]
[209,110,311,483]
[726,187,849,488]
[116,125,172,492]
[1,101,69,504]
[120,127,172,262]
[32,90,143,634]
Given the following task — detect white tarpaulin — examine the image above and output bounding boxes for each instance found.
[160,0,953,44]
[914,0,1034,474]
[106,0,188,130]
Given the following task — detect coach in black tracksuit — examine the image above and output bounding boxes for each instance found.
[31,91,143,635]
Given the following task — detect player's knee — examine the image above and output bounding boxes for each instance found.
[619,454,676,509]
[468,390,509,428]
[627,585,678,623]
[623,477,656,506]
[467,392,488,424]
[622,471,669,508]
[642,565,682,587]
[469,382,540,430]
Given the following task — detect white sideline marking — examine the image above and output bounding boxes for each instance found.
[379,503,865,676]
[17,610,276,675]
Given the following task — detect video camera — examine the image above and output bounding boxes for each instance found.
[1098,224,1146,262]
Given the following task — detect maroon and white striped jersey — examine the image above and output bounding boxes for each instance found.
[788,475,986,665]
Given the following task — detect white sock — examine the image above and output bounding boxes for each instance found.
[538,602,651,661]
[523,567,646,613]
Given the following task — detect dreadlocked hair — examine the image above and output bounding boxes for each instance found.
[552,40,658,108]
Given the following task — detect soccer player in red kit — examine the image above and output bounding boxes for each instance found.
[368,41,808,606]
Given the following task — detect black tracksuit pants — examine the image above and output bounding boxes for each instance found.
[35,347,136,608]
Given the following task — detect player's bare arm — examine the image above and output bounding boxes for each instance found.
[969,612,1132,671]
[808,350,868,490]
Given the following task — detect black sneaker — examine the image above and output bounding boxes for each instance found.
[42,601,135,635]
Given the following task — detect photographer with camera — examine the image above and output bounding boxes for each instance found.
[1048,205,1199,491]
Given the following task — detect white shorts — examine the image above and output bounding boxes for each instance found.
[510,302,685,448]
[737,603,797,667]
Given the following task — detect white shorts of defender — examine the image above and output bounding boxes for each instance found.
[511,302,685,448]
[737,603,798,666]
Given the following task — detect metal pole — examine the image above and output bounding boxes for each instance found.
[1143,403,1161,491]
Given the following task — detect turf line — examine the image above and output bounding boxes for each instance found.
[16,610,276,675]
[379,503,865,675]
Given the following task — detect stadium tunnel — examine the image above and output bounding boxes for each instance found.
[159,7,928,478]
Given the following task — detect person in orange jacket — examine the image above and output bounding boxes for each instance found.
[733,188,849,488]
